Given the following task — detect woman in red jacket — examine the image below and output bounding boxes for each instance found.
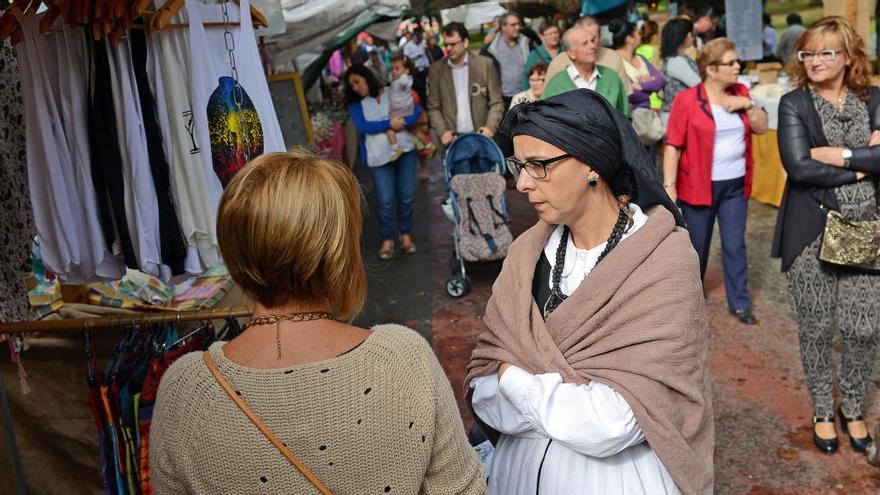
[663,38,768,325]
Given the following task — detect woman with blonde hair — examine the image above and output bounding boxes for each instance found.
[149,151,486,493]
[773,16,880,455]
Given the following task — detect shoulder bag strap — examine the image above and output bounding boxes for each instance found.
[202,352,333,495]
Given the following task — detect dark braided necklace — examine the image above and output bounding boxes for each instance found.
[542,206,633,318]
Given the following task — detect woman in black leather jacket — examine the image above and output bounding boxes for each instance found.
[773,16,880,456]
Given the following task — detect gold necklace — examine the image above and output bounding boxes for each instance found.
[809,84,847,112]
[243,311,334,359]
[836,88,847,112]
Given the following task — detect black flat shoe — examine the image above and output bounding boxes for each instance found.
[730,308,758,325]
[838,408,872,453]
[813,416,839,454]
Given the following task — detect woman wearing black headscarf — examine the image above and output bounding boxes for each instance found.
[465,89,714,494]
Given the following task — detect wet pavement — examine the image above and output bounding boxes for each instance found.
[354,154,880,493]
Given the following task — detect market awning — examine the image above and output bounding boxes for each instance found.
[264,0,408,90]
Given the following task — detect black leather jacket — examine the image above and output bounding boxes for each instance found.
[772,86,880,271]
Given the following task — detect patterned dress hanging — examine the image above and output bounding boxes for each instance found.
[0,35,35,323]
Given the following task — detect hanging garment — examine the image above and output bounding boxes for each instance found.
[0,34,35,322]
[50,22,124,281]
[16,9,121,282]
[111,38,171,280]
[105,39,143,268]
[146,11,219,271]
[15,10,78,278]
[129,28,187,276]
[89,36,139,269]
[184,0,284,189]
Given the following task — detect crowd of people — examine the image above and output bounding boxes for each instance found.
[146,8,880,495]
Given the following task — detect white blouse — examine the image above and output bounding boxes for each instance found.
[709,103,747,182]
[471,204,681,494]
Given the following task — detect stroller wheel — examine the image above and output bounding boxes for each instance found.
[446,275,471,298]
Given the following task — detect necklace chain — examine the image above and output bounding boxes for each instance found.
[221,1,252,163]
[542,207,633,318]
[243,312,335,359]
[836,88,847,112]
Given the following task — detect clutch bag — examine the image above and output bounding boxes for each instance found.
[818,208,880,271]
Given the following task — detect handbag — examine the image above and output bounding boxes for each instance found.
[203,352,334,495]
[631,107,664,145]
[818,207,880,271]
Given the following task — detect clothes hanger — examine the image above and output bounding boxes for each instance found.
[110,0,128,20]
[3,0,40,45]
[150,0,266,32]
[38,0,62,33]
[129,0,150,19]
[0,0,30,40]
[163,318,212,351]
[83,321,97,389]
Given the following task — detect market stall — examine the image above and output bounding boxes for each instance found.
[750,82,790,208]
[0,0,296,491]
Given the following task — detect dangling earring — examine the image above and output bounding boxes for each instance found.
[588,175,599,189]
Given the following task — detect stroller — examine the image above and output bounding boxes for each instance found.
[442,132,512,298]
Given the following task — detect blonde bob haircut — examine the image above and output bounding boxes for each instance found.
[697,37,737,80]
[217,151,367,320]
[789,16,872,101]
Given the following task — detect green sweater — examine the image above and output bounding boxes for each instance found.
[541,65,631,118]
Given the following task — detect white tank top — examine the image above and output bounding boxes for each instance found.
[50,22,123,280]
[184,0,284,189]
[146,4,220,271]
[15,10,128,282]
[112,39,170,280]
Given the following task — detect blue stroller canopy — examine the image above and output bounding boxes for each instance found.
[444,133,505,179]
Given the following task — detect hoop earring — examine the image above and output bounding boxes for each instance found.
[588,175,599,189]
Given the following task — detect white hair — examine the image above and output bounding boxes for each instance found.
[562,26,587,50]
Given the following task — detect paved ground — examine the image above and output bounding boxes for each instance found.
[353,157,435,342]
[360,154,880,493]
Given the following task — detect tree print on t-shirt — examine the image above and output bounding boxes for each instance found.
[207,76,264,186]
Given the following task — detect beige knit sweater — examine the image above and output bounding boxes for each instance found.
[149,324,486,494]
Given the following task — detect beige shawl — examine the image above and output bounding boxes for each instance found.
[466,206,714,495]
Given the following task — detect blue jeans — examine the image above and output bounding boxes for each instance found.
[680,177,752,312]
[370,150,417,240]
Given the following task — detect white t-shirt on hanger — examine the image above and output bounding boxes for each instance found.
[15,11,80,280]
[146,4,220,272]
[184,0,284,191]
[15,11,131,282]
[51,22,124,280]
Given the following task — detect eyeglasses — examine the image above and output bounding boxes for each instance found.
[712,59,740,67]
[797,50,841,62]
[444,40,464,48]
[506,154,572,181]
[528,77,546,83]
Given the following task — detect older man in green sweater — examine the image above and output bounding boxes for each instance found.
[542,24,630,118]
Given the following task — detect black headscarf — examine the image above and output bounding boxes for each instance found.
[501,89,685,227]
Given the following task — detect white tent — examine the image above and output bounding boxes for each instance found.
[440,1,507,29]
[265,0,408,71]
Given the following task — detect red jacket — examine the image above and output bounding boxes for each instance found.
[666,83,754,206]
